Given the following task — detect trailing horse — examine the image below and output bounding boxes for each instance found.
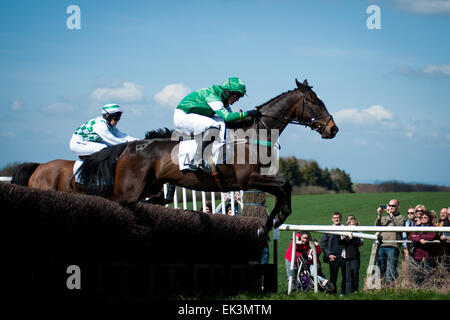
[73,79,339,236]
[11,159,75,191]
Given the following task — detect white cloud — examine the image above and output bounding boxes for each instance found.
[354,138,368,145]
[394,63,450,77]
[90,82,144,102]
[0,131,15,137]
[334,105,394,125]
[154,83,191,107]
[44,102,74,113]
[405,130,414,138]
[10,99,24,111]
[422,64,450,76]
[395,0,450,15]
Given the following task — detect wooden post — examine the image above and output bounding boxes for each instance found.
[364,242,380,290]
[402,247,410,287]
[310,240,318,293]
[287,232,296,295]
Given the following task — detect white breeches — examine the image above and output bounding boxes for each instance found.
[173,108,226,140]
[69,134,108,157]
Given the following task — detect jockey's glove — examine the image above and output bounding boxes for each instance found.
[247,109,262,119]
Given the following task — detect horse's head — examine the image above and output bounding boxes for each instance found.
[294,78,338,139]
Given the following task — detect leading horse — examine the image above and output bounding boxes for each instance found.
[74,78,338,235]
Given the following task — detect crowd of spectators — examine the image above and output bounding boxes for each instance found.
[370,200,449,287]
[283,200,449,294]
[201,192,449,293]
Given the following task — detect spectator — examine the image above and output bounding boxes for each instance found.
[285,232,302,281]
[375,199,406,284]
[295,231,332,290]
[438,207,448,225]
[202,201,212,214]
[225,203,233,216]
[430,210,438,226]
[414,205,427,225]
[402,207,416,256]
[345,214,356,224]
[340,218,363,294]
[438,207,450,268]
[320,212,346,295]
[409,210,439,284]
[215,191,242,215]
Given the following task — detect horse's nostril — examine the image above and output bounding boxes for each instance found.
[330,126,338,136]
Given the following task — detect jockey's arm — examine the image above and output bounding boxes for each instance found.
[208,101,247,122]
[112,127,139,142]
[93,121,138,145]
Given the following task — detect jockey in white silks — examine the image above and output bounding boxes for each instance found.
[69,103,138,175]
[173,77,260,172]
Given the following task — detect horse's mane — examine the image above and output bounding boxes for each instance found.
[255,89,298,110]
[145,127,173,139]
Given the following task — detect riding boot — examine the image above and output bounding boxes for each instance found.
[192,126,220,171]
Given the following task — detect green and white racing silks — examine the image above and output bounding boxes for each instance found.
[176,84,247,122]
[74,116,136,145]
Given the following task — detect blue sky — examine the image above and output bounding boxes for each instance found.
[1,0,450,185]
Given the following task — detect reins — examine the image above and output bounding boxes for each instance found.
[256,91,333,135]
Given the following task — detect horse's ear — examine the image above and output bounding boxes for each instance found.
[295,78,302,89]
[303,79,309,87]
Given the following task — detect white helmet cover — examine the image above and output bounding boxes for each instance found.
[101,104,122,114]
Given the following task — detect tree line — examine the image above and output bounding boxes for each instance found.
[354,181,450,193]
[277,156,353,194]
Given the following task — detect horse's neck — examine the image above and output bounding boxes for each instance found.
[256,91,298,134]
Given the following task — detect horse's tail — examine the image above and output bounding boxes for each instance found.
[75,143,128,197]
[11,162,40,186]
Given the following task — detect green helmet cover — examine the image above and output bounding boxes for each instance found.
[221,77,246,96]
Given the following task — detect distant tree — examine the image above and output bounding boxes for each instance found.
[277,156,355,194]
[279,156,303,186]
[0,162,21,176]
[331,168,353,193]
[302,161,322,186]
[320,168,334,190]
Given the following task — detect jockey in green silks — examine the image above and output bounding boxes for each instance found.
[173,77,260,172]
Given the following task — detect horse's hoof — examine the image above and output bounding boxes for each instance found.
[257,226,269,240]
[274,212,290,229]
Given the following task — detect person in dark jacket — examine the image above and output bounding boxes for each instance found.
[340,218,363,294]
[320,212,346,295]
[409,210,438,285]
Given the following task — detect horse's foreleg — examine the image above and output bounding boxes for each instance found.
[273,179,292,228]
[247,173,292,236]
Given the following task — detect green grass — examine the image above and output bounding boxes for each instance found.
[173,191,450,299]
[265,192,450,297]
[230,288,450,300]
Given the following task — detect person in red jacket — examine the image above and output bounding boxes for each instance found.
[409,210,438,284]
[285,231,331,290]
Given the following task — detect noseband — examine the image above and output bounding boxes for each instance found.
[258,91,333,135]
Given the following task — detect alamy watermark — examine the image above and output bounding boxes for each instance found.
[66,264,81,290]
[66,5,81,30]
[366,4,381,30]
[170,128,280,175]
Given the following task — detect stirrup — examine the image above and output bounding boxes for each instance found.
[197,163,211,174]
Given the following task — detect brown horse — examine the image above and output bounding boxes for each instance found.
[73,79,339,236]
[11,160,75,191]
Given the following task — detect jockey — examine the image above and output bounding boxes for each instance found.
[173,77,260,171]
[70,103,138,159]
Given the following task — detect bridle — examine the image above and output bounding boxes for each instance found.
[257,90,333,135]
